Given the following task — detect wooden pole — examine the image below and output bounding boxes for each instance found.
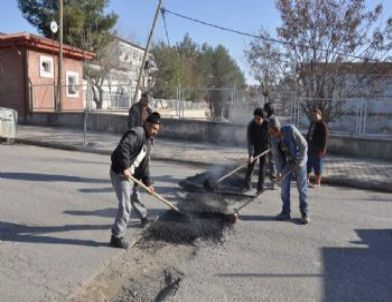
[132,0,163,104]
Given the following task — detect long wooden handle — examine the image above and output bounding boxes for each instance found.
[236,196,258,212]
[127,175,180,212]
[236,165,293,214]
[216,149,270,184]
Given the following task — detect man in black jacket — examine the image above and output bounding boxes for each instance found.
[243,107,269,194]
[110,112,160,249]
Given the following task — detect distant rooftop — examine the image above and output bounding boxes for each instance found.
[0,32,94,60]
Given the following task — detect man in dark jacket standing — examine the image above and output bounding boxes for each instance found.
[306,109,328,188]
[128,92,153,129]
[110,112,160,249]
[243,107,269,194]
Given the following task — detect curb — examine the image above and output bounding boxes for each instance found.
[15,138,213,168]
[14,138,392,193]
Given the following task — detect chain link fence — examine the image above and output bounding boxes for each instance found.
[29,83,392,137]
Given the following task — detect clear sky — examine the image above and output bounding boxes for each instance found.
[1,0,391,84]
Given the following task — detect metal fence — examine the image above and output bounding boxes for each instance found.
[29,83,392,137]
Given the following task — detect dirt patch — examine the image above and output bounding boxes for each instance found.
[69,242,193,302]
[69,167,251,302]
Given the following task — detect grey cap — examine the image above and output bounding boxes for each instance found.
[268,116,281,130]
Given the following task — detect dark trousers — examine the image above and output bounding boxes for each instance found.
[267,150,277,181]
[244,152,267,191]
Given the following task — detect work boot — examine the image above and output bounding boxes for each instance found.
[301,213,310,225]
[256,188,264,196]
[275,211,291,221]
[110,235,129,249]
[141,217,150,228]
[241,185,251,193]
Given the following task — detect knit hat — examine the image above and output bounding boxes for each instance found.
[267,116,281,130]
[146,111,161,125]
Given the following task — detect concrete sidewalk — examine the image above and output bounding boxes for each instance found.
[14,125,392,192]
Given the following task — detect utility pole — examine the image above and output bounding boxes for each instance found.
[57,0,63,111]
[132,0,162,104]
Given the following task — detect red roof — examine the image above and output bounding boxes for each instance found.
[0,32,94,60]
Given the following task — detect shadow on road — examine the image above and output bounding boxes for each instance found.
[0,221,110,247]
[79,187,113,193]
[237,215,278,222]
[64,207,164,219]
[323,228,392,302]
[215,273,322,278]
[0,172,109,184]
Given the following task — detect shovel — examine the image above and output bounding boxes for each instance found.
[203,149,270,191]
[127,174,181,213]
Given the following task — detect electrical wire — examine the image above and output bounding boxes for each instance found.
[160,8,171,46]
[161,7,382,62]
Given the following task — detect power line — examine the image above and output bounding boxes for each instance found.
[161,7,380,62]
[160,8,171,46]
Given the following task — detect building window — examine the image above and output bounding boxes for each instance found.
[65,71,79,98]
[39,55,53,78]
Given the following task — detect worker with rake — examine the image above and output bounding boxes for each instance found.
[268,117,310,225]
[109,112,160,249]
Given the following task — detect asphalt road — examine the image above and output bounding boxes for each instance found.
[1,144,391,302]
[0,144,196,302]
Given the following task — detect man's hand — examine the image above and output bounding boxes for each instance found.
[146,186,155,195]
[289,161,300,172]
[318,151,326,158]
[248,156,254,164]
[123,169,132,178]
[276,172,282,182]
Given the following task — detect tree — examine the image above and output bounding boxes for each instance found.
[246,0,392,122]
[208,45,245,121]
[18,0,117,51]
[18,0,118,108]
[151,36,245,121]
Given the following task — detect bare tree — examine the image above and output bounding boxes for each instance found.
[84,38,123,109]
[246,0,392,122]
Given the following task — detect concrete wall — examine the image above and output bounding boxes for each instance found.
[22,112,392,161]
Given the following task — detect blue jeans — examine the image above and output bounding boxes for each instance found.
[281,165,309,214]
[307,145,324,175]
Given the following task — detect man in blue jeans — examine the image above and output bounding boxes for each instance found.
[267,117,310,224]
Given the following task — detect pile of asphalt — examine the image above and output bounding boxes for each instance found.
[142,191,243,244]
[142,209,233,244]
[179,165,246,192]
[142,166,253,245]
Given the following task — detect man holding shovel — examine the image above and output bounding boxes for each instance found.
[243,107,269,194]
[268,117,310,224]
[109,112,160,249]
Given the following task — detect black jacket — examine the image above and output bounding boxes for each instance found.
[247,119,269,156]
[111,127,151,186]
[306,120,328,153]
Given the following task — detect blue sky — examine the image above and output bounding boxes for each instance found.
[1,0,391,83]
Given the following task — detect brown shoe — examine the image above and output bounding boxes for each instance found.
[110,236,129,249]
[301,213,310,225]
